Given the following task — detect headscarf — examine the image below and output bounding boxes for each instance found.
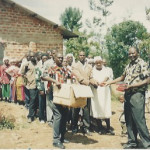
[3,56,9,63]
[87,58,94,64]
[94,56,102,63]
[66,53,75,63]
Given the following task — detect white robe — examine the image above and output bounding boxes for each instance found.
[91,66,112,119]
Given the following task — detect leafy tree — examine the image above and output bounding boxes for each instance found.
[65,30,101,60]
[86,0,114,57]
[59,7,82,31]
[89,0,113,28]
[60,7,101,59]
[145,7,150,21]
[142,7,150,65]
[105,20,148,77]
[139,37,150,63]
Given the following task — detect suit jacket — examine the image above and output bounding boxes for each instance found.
[72,61,95,86]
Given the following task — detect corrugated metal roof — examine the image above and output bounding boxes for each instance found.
[2,0,78,39]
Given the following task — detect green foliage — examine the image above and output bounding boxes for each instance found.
[87,0,114,60]
[65,31,101,60]
[0,116,15,130]
[89,0,114,28]
[145,7,150,21]
[105,20,148,77]
[110,20,147,46]
[60,6,102,59]
[59,7,82,31]
[139,37,150,62]
[89,0,113,15]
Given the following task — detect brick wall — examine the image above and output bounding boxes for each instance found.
[0,0,63,60]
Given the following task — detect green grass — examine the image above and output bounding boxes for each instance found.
[0,116,15,130]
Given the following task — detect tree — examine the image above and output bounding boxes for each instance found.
[105,20,149,77]
[60,7,101,58]
[89,0,113,29]
[65,30,101,60]
[59,7,82,31]
[145,7,150,21]
[139,38,150,63]
[86,0,114,57]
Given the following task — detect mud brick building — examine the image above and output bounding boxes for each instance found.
[0,0,77,64]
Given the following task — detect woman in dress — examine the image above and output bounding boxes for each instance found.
[1,57,11,102]
[91,56,114,135]
[5,59,25,104]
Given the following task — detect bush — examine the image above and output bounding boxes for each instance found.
[0,112,15,130]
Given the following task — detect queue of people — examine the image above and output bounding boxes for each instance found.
[0,47,150,149]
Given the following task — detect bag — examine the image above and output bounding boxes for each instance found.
[116,84,127,92]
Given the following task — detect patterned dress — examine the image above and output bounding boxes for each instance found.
[6,65,25,102]
[1,64,10,99]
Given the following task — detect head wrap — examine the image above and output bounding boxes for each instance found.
[87,58,94,63]
[94,56,102,63]
[66,53,75,63]
[3,56,9,63]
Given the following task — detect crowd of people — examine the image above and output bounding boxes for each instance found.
[0,47,150,149]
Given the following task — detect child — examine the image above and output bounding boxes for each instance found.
[118,94,127,136]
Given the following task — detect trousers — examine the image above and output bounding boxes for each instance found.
[124,91,150,148]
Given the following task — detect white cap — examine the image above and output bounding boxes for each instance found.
[3,56,9,63]
[94,56,102,63]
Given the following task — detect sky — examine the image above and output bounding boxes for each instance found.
[12,0,150,32]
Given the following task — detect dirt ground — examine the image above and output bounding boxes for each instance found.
[0,99,150,149]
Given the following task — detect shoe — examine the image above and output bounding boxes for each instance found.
[40,120,45,124]
[48,121,53,127]
[28,118,32,123]
[25,105,29,110]
[123,144,137,149]
[98,130,105,135]
[146,146,150,149]
[61,139,70,143]
[72,128,78,134]
[106,129,115,135]
[83,128,92,136]
[53,142,65,149]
